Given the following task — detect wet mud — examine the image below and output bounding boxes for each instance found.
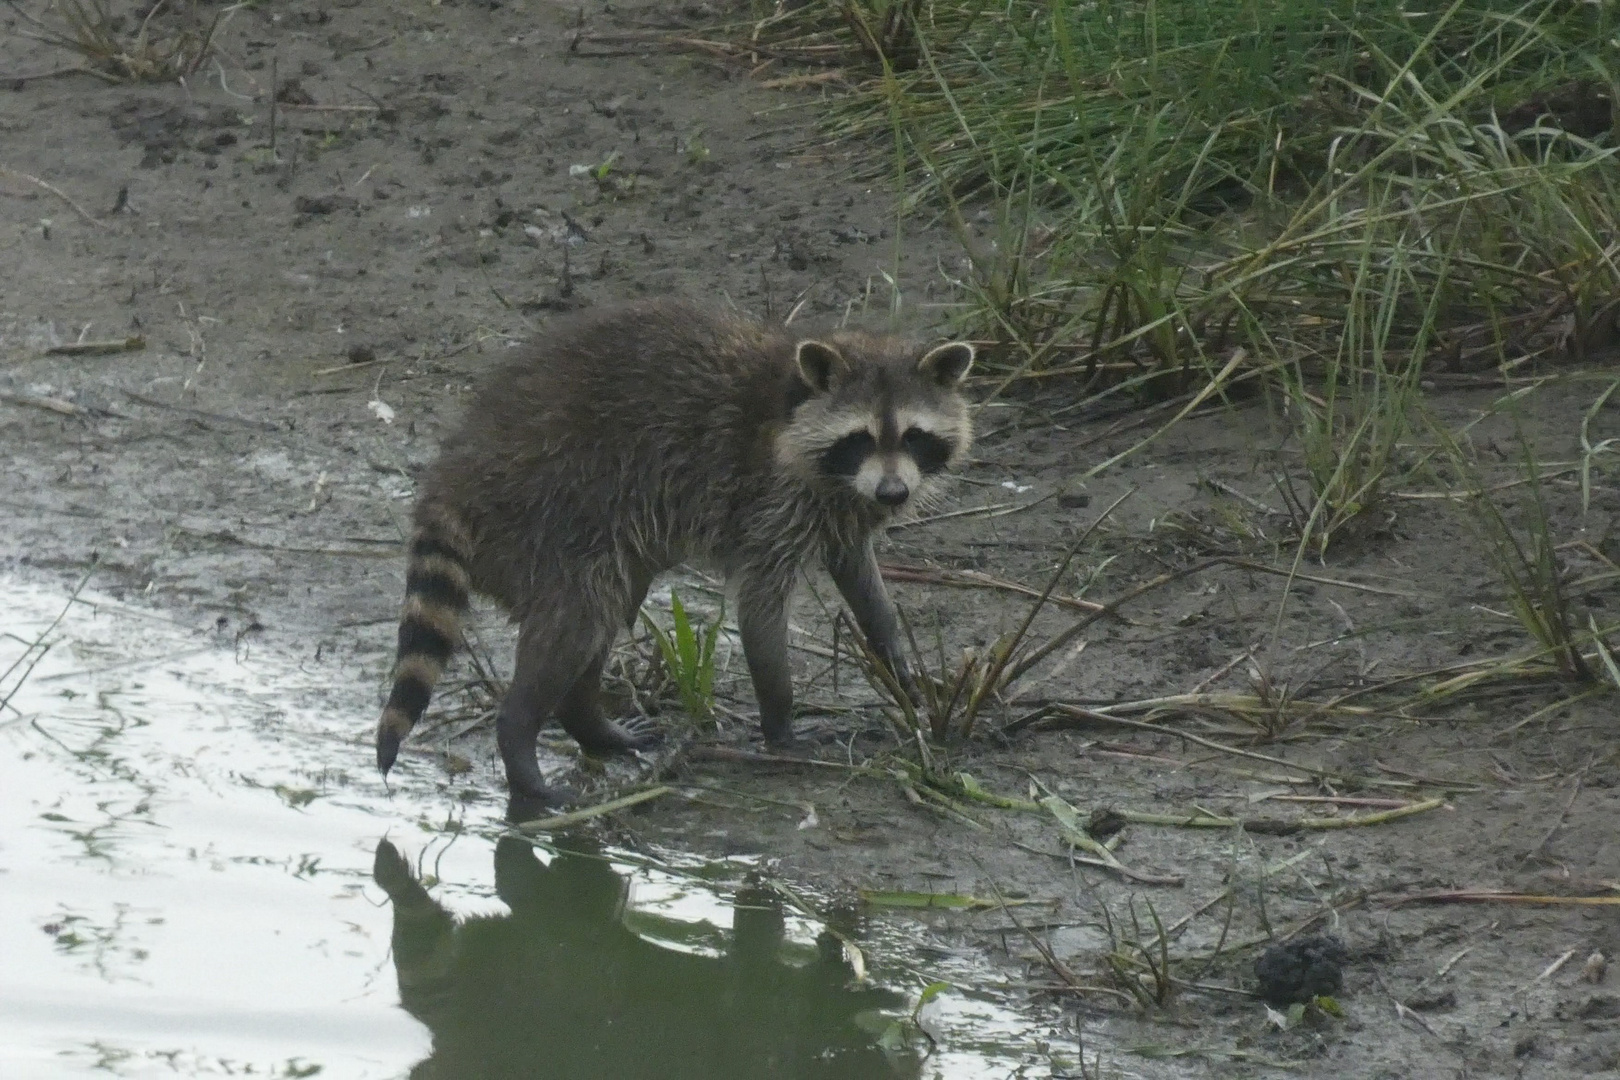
[4,1,1620,1077]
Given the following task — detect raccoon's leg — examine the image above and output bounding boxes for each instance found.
[735,570,798,746]
[552,564,660,753]
[554,647,660,754]
[496,607,617,804]
[826,538,920,703]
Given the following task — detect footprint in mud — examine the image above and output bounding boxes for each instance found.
[372,836,922,1079]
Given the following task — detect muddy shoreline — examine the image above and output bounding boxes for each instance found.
[5,2,1620,1077]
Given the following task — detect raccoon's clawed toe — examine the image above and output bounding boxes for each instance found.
[615,714,664,750]
[571,717,660,756]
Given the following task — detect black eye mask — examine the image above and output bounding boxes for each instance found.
[902,428,954,474]
[819,431,878,477]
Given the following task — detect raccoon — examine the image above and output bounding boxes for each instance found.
[374,298,975,805]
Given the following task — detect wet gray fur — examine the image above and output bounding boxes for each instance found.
[375,297,975,805]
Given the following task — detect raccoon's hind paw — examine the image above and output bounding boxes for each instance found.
[505,782,580,822]
[571,715,661,755]
[615,714,664,750]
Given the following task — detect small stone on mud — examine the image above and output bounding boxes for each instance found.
[1405,988,1456,1012]
[294,194,360,216]
[275,78,317,106]
[1087,807,1127,839]
[1057,491,1091,509]
[1254,933,1348,1006]
[346,344,377,365]
[1579,994,1620,1020]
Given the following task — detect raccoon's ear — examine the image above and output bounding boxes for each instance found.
[918,341,975,386]
[795,340,847,393]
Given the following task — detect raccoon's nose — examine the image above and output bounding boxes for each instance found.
[874,475,910,506]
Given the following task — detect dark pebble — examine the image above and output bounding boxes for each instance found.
[1254,933,1348,1006]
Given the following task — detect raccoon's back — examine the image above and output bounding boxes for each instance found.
[424,301,797,557]
[499,300,784,424]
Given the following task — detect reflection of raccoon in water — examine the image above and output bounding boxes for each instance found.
[372,838,919,1079]
[373,299,975,805]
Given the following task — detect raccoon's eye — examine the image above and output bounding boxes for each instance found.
[901,427,954,474]
[820,431,877,477]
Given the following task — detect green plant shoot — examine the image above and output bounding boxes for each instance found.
[640,590,723,722]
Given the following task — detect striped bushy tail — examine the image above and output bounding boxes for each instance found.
[375,517,473,775]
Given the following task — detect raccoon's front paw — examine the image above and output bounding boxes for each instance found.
[760,728,814,758]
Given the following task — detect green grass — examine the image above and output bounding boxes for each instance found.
[639,590,724,724]
[1269,211,1437,557]
[1423,407,1620,693]
[752,1,1619,373]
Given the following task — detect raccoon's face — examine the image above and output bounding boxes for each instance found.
[777,330,975,516]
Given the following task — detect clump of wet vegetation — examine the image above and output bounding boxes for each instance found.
[639,589,726,725]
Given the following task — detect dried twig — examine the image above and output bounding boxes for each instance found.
[889,494,1051,530]
[512,784,673,832]
[1114,798,1446,834]
[688,744,872,772]
[1523,774,1583,866]
[1,559,97,716]
[0,391,92,417]
[120,389,282,432]
[1041,704,1356,783]
[1014,838,1185,886]
[1386,890,1620,907]
[0,164,106,228]
[879,561,1107,614]
[45,336,145,356]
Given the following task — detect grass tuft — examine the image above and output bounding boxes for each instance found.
[1426,412,1606,686]
[13,0,235,84]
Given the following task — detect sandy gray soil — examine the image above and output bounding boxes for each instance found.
[4,2,1620,1077]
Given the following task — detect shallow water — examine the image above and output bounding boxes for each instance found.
[1,576,1064,1079]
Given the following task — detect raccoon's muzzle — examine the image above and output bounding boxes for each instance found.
[376,522,473,775]
[874,474,909,506]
